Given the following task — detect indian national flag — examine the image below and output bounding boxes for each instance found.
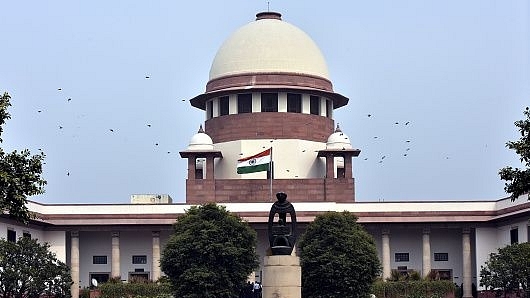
[237,148,271,174]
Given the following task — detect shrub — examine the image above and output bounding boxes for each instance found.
[371,280,455,298]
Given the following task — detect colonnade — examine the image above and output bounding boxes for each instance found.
[69,231,161,298]
[381,228,473,298]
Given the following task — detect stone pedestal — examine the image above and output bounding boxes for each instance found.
[262,255,301,298]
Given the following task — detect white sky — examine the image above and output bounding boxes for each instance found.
[1,1,529,204]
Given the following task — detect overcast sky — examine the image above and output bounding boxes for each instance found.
[1,1,529,204]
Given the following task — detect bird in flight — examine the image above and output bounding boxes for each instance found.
[367,114,372,117]
[109,129,114,132]
[147,124,151,127]
[38,110,42,113]
[67,98,71,102]
[145,76,150,79]
[57,88,62,91]
[405,121,410,125]
[67,172,70,176]
[59,126,63,129]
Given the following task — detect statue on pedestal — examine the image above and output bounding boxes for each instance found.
[267,192,297,255]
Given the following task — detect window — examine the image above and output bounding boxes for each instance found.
[431,269,452,280]
[287,93,301,113]
[23,232,31,239]
[207,100,213,119]
[237,94,252,114]
[93,256,108,264]
[129,272,149,282]
[434,253,448,261]
[510,227,518,244]
[261,93,278,112]
[132,255,147,264]
[326,99,332,118]
[90,273,110,285]
[310,96,320,115]
[219,96,229,116]
[395,253,409,262]
[7,229,16,243]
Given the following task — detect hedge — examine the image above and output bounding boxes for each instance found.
[372,280,455,298]
[98,282,172,298]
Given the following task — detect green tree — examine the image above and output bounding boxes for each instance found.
[0,92,46,223]
[499,106,530,201]
[298,211,381,298]
[160,203,259,298]
[0,236,72,298]
[479,242,530,298]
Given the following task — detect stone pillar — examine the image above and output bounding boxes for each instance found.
[382,229,391,280]
[187,157,196,180]
[325,155,334,178]
[205,156,214,180]
[422,228,431,278]
[462,228,472,298]
[70,231,80,298]
[111,232,121,279]
[152,231,161,281]
[262,255,301,298]
[343,154,353,179]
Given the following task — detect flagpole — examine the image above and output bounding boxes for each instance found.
[269,146,273,201]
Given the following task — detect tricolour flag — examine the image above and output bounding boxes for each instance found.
[237,148,271,174]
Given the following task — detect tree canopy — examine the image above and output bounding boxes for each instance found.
[479,242,530,297]
[0,92,46,223]
[0,236,72,298]
[499,106,530,201]
[160,203,259,298]
[298,211,381,298]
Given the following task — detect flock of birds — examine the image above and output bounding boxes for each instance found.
[36,75,189,177]
[32,75,427,179]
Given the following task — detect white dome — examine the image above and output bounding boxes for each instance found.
[326,125,352,149]
[209,12,329,81]
[188,126,214,150]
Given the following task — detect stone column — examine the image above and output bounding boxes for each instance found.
[152,231,161,281]
[343,154,353,179]
[111,232,121,279]
[187,157,196,180]
[325,155,334,178]
[422,228,431,278]
[70,231,80,298]
[382,229,391,280]
[206,156,215,180]
[462,228,472,298]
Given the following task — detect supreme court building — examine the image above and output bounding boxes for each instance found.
[1,11,529,298]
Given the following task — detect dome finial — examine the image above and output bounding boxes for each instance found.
[256,11,282,20]
[198,124,204,133]
[335,123,342,133]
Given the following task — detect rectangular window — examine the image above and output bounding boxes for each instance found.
[132,255,147,264]
[237,94,252,114]
[207,100,213,119]
[93,256,108,264]
[510,227,518,244]
[90,273,110,285]
[287,93,302,113]
[261,93,278,112]
[326,99,332,118]
[395,253,409,262]
[7,229,16,243]
[219,96,229,116]
[22,232,31,239]
[310,96,320,115]
[434,253,449,262]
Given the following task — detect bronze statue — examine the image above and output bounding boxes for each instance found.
[268,192,297,255]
